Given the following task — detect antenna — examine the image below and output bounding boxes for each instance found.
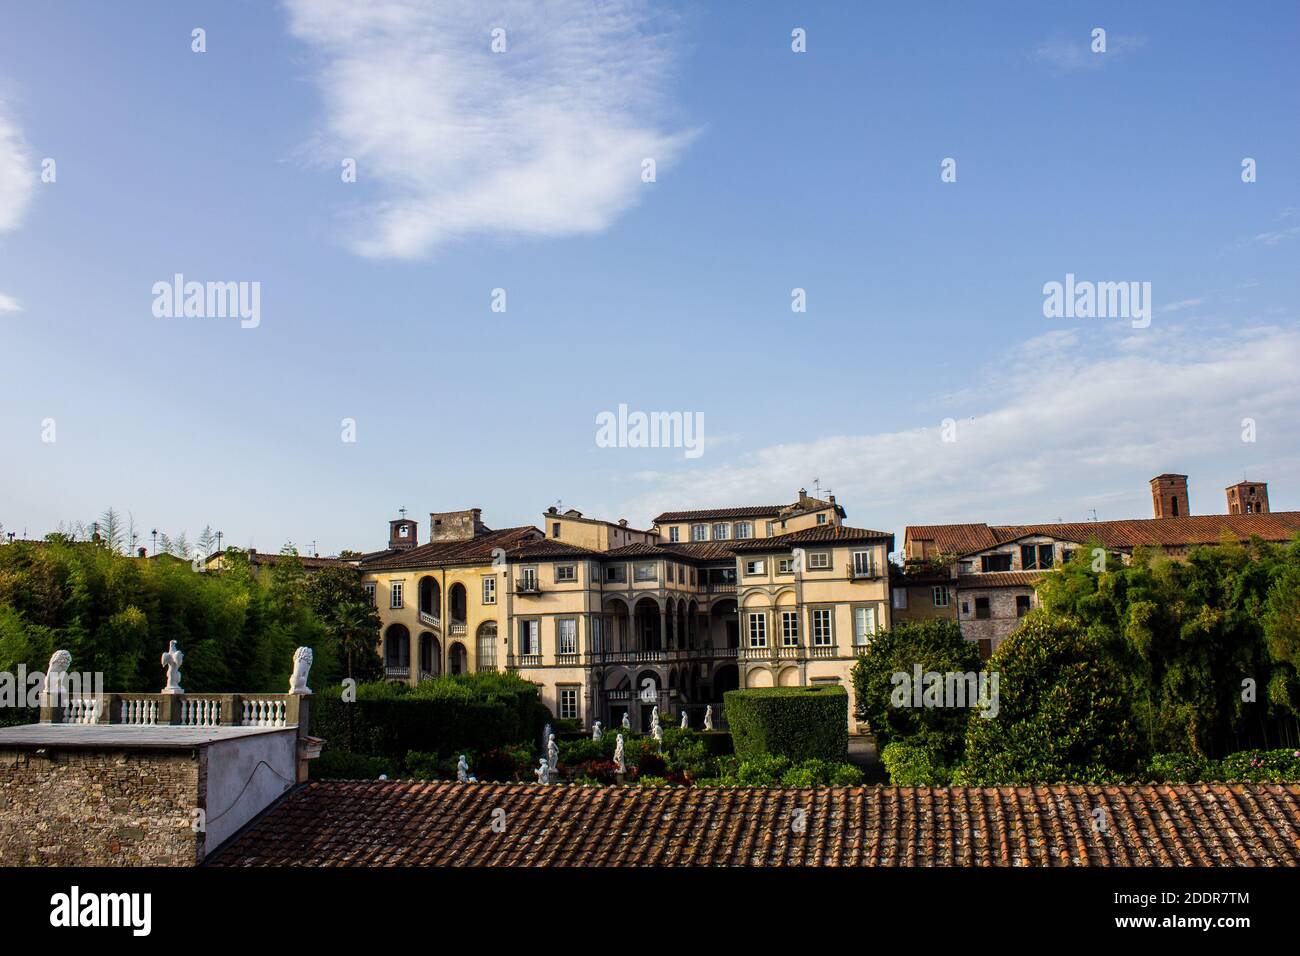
[1089,509,1098,522]
[812,478,821,498]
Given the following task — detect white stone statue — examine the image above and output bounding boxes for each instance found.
[592,721,603,741]
[621,712,630,730]
[651,705,660,730]
[42,649,72,702]
[547,733,559,772]
[542,723,552,750]
[288,646,314,695]
[535,758,550,785]
[457,755,469,783]
[704,705,713,731]
[613,734,626,775]
[160,640,184,695]
[652,724,663,747]
[680,712,689,730]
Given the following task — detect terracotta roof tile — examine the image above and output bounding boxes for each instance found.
[208,781,1300,867]
[909,512,1300,558]
[957,571,1048,587]
[358,527,540,571]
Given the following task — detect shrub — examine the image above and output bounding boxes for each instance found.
[851,618,982,765]
[310,748,395,780]
[731,754,791,786]
[779,758,863,787]
[1144,752,1206,783]
[312,675,547,762]
[960,612,1140,785]
[724,685,848,763]
[1214,748,1300,782]
[881,741,951,786]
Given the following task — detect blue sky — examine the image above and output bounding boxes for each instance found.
[1,1,1298,555]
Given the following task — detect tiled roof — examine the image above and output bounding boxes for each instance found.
[957,571,1047,588]
[908,512,1300,559]
[509,539,602,560]
[209,781,1300,867]
[652,505,786,523]
[731,525,894,551]
[658,541,738,561]
[605,542,676,558]
[906,524,1002,556]
[358,527,541,571]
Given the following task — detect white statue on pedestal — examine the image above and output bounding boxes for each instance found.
[592,721,603,741]
[614,734,626,774]
[651,705,660,730]
[704,705,713,731]
[42,649,72,704]
[288,646,314,695]
[680,712,689,730]
[652,724,663,747]
[160,641,184,695]
[542,723,552,751]
[547,733,559,772]
[621,712,630,730]
[535,758,550,785]
[457,755,469,783]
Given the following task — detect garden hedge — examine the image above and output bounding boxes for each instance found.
[311,683,548,762]
[723,685,848,762]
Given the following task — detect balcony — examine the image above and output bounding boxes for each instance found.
[518,654,542,668]
[809,645,836,658]
[556,653,580,666]
[418,610,440,629]
[849,564,881,580]
[449,622,467,636]
[707,582,737,594]
[516,580,542,595]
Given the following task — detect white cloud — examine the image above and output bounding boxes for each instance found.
[0,98,34,313]
[284,0,696,258]
[614,323,1300,530]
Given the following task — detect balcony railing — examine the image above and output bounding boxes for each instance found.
[518,654,542,667]
[385,665,410,679]
[809,645,836,658]
[418,610,440,629]
[516,581,542,595]
[556,653,580,666]
[449,622,467,636]
[44,692,305,728]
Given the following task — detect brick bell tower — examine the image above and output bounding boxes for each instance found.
[388,510,419,550]
[1226,480,1269,514]
[1150,474,1190,518]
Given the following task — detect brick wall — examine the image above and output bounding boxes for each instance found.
[0,748,203,866]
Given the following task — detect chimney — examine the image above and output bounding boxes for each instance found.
[618,518,628,527]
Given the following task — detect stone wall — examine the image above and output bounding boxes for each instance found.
[957,585,1034,652]
[0,748,203,866]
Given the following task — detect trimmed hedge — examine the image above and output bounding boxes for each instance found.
[311,677,549,762]
[724,685,848,763]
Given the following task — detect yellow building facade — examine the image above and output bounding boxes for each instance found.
[358,493,893,733]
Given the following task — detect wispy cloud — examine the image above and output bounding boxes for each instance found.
[0,96,34,313]
[615,323,1300,529]
[1033,34,1145,71]
[1161,298,1202,314]
[284,0,696,258]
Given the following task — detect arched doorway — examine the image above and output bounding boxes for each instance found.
[418,576,441,621]
[633,597,661,651]
[448,642,467,675]
[384,624,410,679]
[419,631,441,680]
[449,583,468,631]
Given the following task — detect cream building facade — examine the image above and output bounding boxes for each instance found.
[356,492,893,733]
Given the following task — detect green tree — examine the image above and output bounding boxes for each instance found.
[304,564,382,683]
[959,611,1140,784]
[851,618,982,765]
